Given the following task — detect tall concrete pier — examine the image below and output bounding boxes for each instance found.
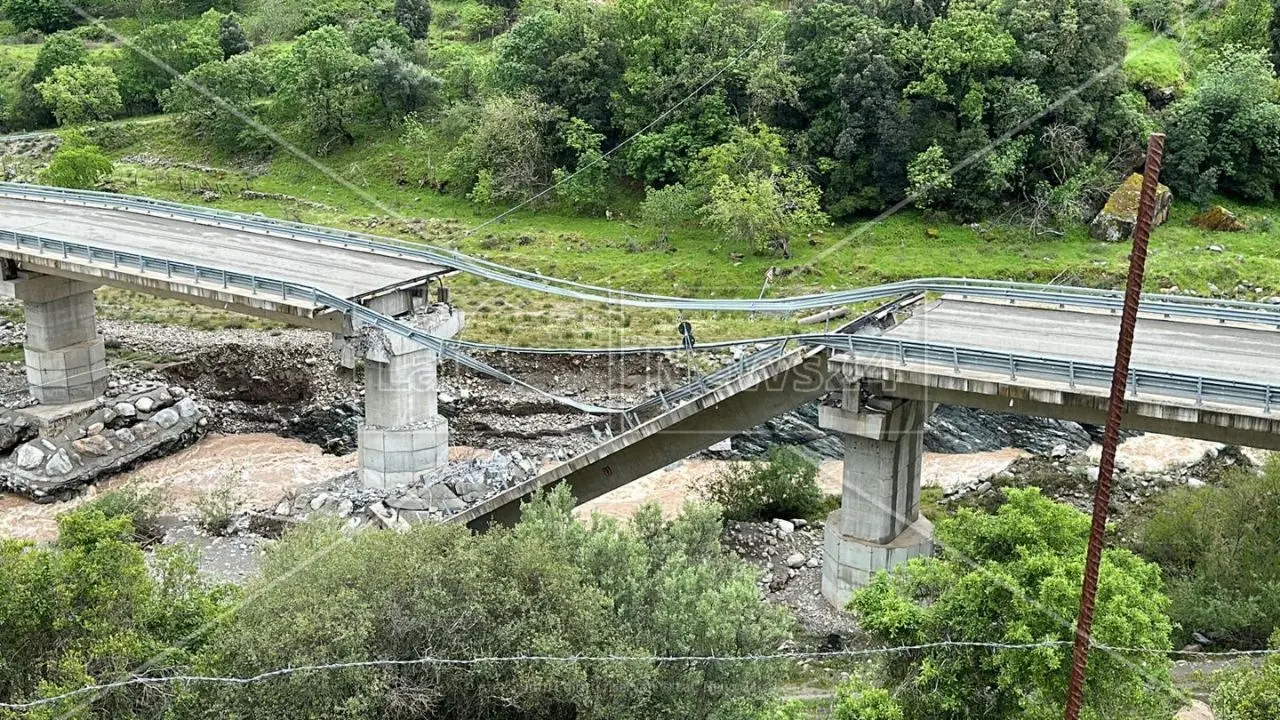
[818,392,934,608]
[343,304,464,490]
[1,274,107,405]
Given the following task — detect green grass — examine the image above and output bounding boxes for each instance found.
[0,345,22,363]
[1124,23,1187,90]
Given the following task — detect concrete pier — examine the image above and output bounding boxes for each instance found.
[0,274,107,405]
[819,396,934,609]
[346,305,464,490]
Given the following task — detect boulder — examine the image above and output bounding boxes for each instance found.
[135,396,156,413]
[114,428,137,444]
[72,435,114,457]
[176,397,199,418]
[422,483,466,513]
[44,449,73,476]
[387,493,428,511]
[114,402,137,419]
[152,408,180,429]
[1189,205,1246,232]
[132,422,158,441]
[14,442,45,470]
[1089,173,1173,242]
[785,553,807,569]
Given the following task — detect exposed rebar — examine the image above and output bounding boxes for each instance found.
[1063,132,1166,720]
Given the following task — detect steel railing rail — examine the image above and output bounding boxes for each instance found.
[3,183,1280,325]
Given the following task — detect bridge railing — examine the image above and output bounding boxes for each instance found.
[804,335,1275,415]
[4,183,1280,323]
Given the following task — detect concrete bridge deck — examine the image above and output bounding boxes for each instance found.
[0,196,449,329]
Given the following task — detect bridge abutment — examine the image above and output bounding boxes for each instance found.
[818,395,934,609]
[1,274,107,405]
[345,305,464,490]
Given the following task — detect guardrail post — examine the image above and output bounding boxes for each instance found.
[1129,369,1137,396]
[1008,355,1016,380]
[1068,361,1076,388]
[1266,387,1272,414]
[138,256,145,274]
[37,237,45,254]
[165,260,171,278]
[952,347,959,373]
[222,271,228,289]
[898,341,906,366]
[251,278,258,294]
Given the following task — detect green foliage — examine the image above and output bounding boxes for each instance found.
[217,14,250,58]
[393,0,431,40]
[367,39,440,121]
[698,445,825,522]
[906,144,954,208]
[444,92,557,202]
[348,17,411,56]
[83,482,165,543]
[0,506,226,716]
[1123,25,1186,91]
[786,0,1129,218]
[1129,0,1183,35]
[692,125,828,255]
[162,52,268,152]
[1211,632,1280,720]
[117,20,222,115]
[1164,47,1280,202]
[36,63,122,125]
[272,25,371,149]
[852,488,1174,720]
[1207,0,1275,52]
[640,182,698,241]
[832,682,905,720]
[552,116,609,214]
[193,473,244,535]
[1131,459,1280,648]
[457,0,506,39]
[180,487,792,719]
[1,0,73,33]
[31,31,86,81]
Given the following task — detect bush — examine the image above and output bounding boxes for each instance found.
[194,472,245,535]
[83,481,165,544]
[1129,0,1182,35]
[1131,458,1280,648]
[698,445,825,522]
[852,488,1174,720]
[443,93,558,203]
[0,506,227,715]
[35,63,122,125]
[179,487,792,719]
[39,137,114,188]
[640,182,698,242]
[457,0,505,39]
[1211,631,1280,719]
[1,0,73,33]
[1164,47,1280,202]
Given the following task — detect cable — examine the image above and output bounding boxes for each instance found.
[0,640,1266,711]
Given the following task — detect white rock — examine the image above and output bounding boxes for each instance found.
[1050,443,1068,458]
[44,449,73,476]
[785,553,806,569]
[1187,478,1206,488]
[114,402,137,418]
[152,408,180,429]
[337,499,354,517]
[309,493,329,511]
[176,397,198,418]
[135,397,155,413]
[773,518,795,535]
[114,428,136,444]
[87,422,105,435]
[14,443,44,470]
[275,501,291,516]
[169,386,187,399]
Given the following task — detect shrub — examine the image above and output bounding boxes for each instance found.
[458,0,505,39]
[640,182,698,242]
[1129,0,1182,35]
[1131,458,1280,648]
[832,682,904,720]
[194,472,245,535]
[0,506,227,715]
[1211,631,1280,719]
[180,487,792,719]
[1,0,73,33]
[83,481,165,544]
[698,445,825,522]
[852,488,1174,720]
[35,64,122,125]
[40,138,114,188]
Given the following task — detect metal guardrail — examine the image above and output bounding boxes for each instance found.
[3,183,1280,325]
[803,335,1276,414]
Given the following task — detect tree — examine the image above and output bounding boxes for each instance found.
[1,0,73,33]
[348,17,412,55]
[1208,0,1275,51]
[1131,458,1280,648]
[697,445,825,521]
[0,503,225,715]
[640,183,698,242]
[1164,47,1280,202]
[36,64,123,125]
[117,20,222,115]
[443,93,558,203]
[6,31,87,130]
[552,117,609,213]
[272,25,371,149]
[218,14,251,58]
[393,0,431,40]
[163,53,268,152]
[179,488,792,719]
[692,124,828,256]
[367,40,441,121]
[852,488,1174,720]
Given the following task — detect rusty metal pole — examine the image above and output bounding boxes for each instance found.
[1063,132,1166,720]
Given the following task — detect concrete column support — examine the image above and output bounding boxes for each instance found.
[349,305,464,490]
[0,274,107,405]
[818,396,934,609]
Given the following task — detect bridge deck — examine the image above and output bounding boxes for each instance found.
[0,197,447,301]
[874,297,1280,385]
